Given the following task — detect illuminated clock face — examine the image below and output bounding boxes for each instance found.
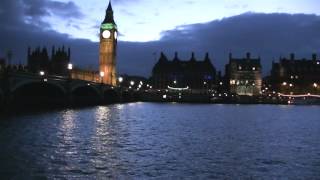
[102,30,111,39]
[114,31,118,39]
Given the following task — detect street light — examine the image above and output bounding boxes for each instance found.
[118,77,123,83]
[130,81,135,86]
[313,83,318,88]
[39,71,45,76]
[68,63,73,70]
[100,71,105,84]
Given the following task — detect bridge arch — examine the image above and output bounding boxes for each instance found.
[104,89,120,103]
[71,84,103,105]
[11,80,67,95]
[11,81,67,107]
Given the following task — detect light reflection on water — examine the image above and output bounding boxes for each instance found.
[0,103,320,179]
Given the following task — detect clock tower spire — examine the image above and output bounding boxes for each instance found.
[99,0,118,85]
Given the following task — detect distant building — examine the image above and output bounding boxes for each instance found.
[27,46,70,76]
[27,47,50,73]
[50,46,71,76]
[225,53,262,96]
[151,52,216,90]
[270,53,320,94]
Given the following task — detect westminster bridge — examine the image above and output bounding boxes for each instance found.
[0,70,138,110]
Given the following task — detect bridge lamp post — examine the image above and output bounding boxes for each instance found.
[130,81,135,86]
[100,71,105,84]
[118,77,123,83]
[39,71,45,76]
[68,63,73,70]
[67,63,73,79]
[313,83,318,94]
[118,77,123,87]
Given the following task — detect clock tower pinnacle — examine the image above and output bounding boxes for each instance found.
[99,0,117,85]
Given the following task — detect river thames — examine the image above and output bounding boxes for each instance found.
[0,103,320,179]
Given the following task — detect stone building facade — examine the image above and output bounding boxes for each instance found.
[225,53,262,96]
[151,52,216,90]
[270,53,320,94]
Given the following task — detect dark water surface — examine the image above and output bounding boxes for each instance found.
[0,103,320,179]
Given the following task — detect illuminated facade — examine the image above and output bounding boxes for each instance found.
[99,2,118,86]
[270,53,320,94]
[151,52,216,89]
[225,53,262,96]
[71,69,100,82]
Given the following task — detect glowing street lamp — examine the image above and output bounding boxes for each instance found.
[118,77,123,83]
[68,63,73,70]
[130,81,135,86]
[100,71,105,84]
[100,71,105,78]
[174,80,177,84]
[282,82,287,86]
[313,83,318,88]
[39,71,45,76]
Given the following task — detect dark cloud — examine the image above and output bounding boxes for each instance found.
[0,0,319,77]
[154,12,320,75]
[22,0,83,18]
[0,0,90,66]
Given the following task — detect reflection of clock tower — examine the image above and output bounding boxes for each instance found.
[100,1,118,85]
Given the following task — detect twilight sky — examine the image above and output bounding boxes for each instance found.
[49,0,319,42]
[0,0,320,76]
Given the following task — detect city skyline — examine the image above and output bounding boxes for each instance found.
[0,0,320,76]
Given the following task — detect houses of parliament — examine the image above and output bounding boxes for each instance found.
[1,1,319,97]
[23,1,118,86]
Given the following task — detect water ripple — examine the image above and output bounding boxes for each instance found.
[0,104,320,179]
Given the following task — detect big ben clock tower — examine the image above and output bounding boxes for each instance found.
[100,1,118,85]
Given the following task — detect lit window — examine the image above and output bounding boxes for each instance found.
[230,80,236,85]
[238,66,242,70]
